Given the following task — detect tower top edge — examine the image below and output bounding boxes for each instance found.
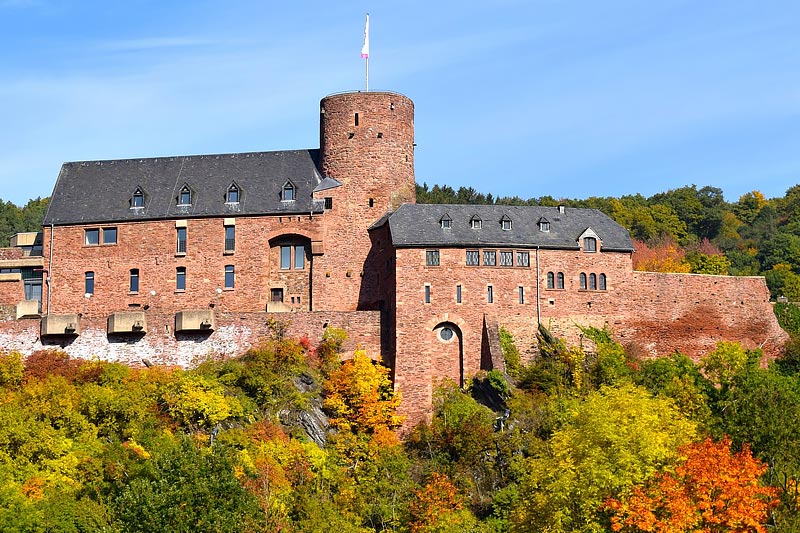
[321,90,412,102]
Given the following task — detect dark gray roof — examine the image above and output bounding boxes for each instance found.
[313,176,343,193]
[384,204,635,252]
[43,149,324,225]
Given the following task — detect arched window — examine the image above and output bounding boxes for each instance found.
[282,181,295,202]
[547,271,555,289]
[226,183,239,203]
[556,272,565,289]
[599,273,607,291]
[579,273,587,290]
[589,273,597,290]
[583,236,597,252]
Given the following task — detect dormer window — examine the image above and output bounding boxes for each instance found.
[440,215,452,229]
[470,216,482,230]
[282,181,295,202]
[226,183,240,204]
[131,188,145,208]
[501,216,512,231]
[584,237,597,252]
[538,217,550,232]
[178,186,192,206]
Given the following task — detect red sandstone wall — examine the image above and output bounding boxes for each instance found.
[391,245,789,428]
[0,310,381,365]
[614,272,788,360]
[0,278,24,309]
[313,92,415,311]
[43,215,326,317]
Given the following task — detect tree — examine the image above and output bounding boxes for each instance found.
[632,237,691,273]
[511,384,696,533]
[607,437,778,533]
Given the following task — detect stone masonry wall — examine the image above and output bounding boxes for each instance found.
[0,310,381,366]
[44,215,326,316]
[391,245,788,428]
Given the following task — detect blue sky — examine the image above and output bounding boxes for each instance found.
[1,1,799,206]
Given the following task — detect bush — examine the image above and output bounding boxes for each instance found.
[0,350,24,387]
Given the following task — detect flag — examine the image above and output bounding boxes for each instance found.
[361,14,369,59]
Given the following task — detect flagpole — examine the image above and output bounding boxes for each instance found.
[361,13,370,92]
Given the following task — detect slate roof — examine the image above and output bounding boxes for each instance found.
[382,204,635,252]
[43,149,324,225]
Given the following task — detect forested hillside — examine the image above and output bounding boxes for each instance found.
[2,321,799,532]
[0,197,49,246]
[418,183,800,299]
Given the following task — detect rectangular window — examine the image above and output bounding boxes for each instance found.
[519,286,525,304]
[466,250,479,266]
[85,228,99,246]
[456,284,462,304]
[176,267,186,291]
[102,227,117,245]
[224,265,234,289]
[424,285,431,304]
[85,271,94,295]
[224,225,235,252]
[516,251,530,267]
[426,250,440,266]
[130,269,139,293]
[483,250,496,266]
[499,251,513,267]
[271,288,284,302]
[487,285,494,304]
[176,227,187,254]
[280,246,291,269]
[324,197,333,210]
[294,245,305,269]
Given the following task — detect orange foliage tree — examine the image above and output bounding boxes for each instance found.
[606,436,778,533]
[632,237,691,273]
[408,472,472,533]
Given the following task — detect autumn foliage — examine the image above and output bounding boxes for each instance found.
[632,236,692,273]
[607,437,778,533]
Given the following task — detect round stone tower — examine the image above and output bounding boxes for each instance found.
[320,91,415,210]
[312,91,415,312]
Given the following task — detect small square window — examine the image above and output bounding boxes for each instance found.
[102,227,117,245]
[502,219,512,231]
[466,250,479,266]
[471,218,482,230]
[85,229,99,246]
[440,218,452,229]
[324,197,333,210]
[584,237,597,252]
[426,250,440,266]
[483,250,496,266]
[271,288,284,302]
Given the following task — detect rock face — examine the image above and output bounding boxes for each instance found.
[279,372,329,447]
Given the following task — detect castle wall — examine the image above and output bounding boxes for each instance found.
[44,215,325,316]
[391,244,788,428]
[0,310,381,366]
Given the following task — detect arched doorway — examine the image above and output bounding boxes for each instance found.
[432,322,464,387]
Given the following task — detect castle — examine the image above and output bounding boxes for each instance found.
[0,91,788,426]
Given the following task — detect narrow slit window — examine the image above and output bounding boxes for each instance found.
[519,286,525,304]
[456,284,462,303]
[85,271,94,295]
[129,269,139,293]
[354,113,359,126]
[487,285,494,304]
[224,265,234,289]
[224,225,235,252]
[176,227,187,254]
[424,285,431,304]
[176,267,186,291]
